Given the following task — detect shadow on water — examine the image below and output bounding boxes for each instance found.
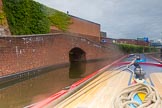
[69,61,86,79]
[69,47,86,79]
[0,64,69,89]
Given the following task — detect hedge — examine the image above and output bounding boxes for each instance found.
[117,43,157,53]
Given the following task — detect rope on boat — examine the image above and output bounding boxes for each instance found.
[113,83,162,108]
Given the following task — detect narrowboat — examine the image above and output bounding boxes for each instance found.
[25,54,162,108]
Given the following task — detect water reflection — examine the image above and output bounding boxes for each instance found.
[69,61,86,79]
[0,59,114,108]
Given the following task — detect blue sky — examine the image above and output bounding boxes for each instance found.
[35,0,162,40]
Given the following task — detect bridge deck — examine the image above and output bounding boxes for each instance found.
[45,71,130,108]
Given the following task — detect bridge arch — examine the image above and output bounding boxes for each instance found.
[69,47,86,78]
[69,47,86,62]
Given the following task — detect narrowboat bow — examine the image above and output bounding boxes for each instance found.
[25,55,162,108]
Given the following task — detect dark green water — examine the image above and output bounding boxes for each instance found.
[0,59,113,108]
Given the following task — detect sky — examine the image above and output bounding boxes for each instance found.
[34,0,162,40]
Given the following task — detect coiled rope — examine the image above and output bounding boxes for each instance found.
[113,83,162,108]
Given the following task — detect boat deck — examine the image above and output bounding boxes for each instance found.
[150,73,162,96]
[45,71,131,108]
[30,55,162,108]
[44,70,162,108]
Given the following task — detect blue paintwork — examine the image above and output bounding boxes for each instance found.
[133,94,143,104]
[129,94,143,108]
[136,59,146,63]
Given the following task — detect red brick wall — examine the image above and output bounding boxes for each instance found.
[51,16,101,42]
[68,16,100,38]
[0,33,123,76]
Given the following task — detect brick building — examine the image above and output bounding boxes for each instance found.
[100,37,150,46]
[51,15,101,42]
[116,39,149,46]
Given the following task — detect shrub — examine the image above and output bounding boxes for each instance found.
[117,43,154,53]
[2,0,50,35]
[48,11,72,31]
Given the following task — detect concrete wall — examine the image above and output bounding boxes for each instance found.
[0,33,123,76]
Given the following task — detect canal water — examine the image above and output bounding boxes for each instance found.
[0,59,114,108]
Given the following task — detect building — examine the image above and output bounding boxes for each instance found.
[50,15,101,42]
[116,39,149,46]
[100,31,107,38]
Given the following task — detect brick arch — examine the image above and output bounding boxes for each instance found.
[69,47,86,62]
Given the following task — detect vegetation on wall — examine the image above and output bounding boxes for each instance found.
[0,10,5,25]
[117,43,157,53]
[48,11,71,31]
[2,0,72,35]
[2,0,50,35]
[0,5,8,27]
[42,6,72,31]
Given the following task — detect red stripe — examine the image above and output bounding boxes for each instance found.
[149,56,162,63]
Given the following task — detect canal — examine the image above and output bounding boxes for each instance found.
[0,59,114,108]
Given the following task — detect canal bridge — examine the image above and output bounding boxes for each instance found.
[0,33,123,77]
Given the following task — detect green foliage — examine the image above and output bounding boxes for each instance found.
[0,11,5,25]
[2,0,50,35]
[48,11,71,31]
[117,43,156,53]
[41,6,72,31]
[0,11,5,20]
[41,5,58,16]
